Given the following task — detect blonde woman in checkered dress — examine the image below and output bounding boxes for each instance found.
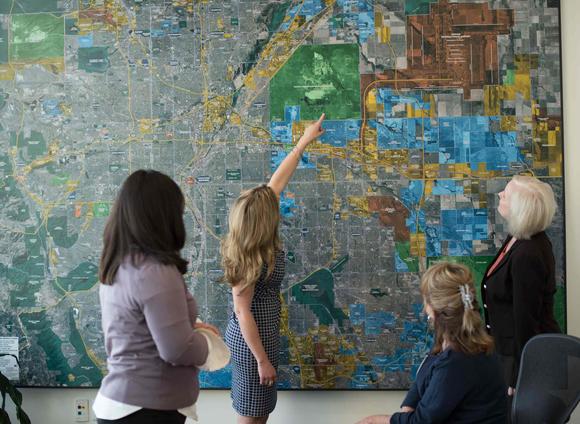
[221,114,325,424]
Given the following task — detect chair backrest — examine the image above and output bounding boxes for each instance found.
[512,334,580,424]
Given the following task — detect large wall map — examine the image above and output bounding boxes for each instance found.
[0,0,565,389]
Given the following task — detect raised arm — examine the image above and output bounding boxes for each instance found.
[268,113,325,197]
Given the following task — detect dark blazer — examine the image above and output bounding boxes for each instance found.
[481,231,560,386]
[390,349,507,424]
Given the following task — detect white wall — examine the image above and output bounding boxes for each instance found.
[562,0,580,341]
[6,1,580,422]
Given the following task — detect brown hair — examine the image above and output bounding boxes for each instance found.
[421,262,494,355]
[99,169,188,284]
[221,185,280,292]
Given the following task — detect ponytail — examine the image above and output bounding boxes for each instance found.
[422,262,495,355]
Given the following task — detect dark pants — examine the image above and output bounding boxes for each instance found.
[97,409,186,424]
[499,354,515,424]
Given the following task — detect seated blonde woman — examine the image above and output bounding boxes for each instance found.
[356,262,507,424]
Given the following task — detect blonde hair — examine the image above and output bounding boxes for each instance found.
[506,175,556,240]
[421,262,494,355]
[221,185,281,292]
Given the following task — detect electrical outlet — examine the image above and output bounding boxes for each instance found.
[75,399,89,422]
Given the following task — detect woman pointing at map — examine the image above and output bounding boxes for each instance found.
[221,114,325,424]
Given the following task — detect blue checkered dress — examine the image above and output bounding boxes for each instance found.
[225,250,285,417]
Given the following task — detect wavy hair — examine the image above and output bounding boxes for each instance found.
[421,262,494,355]
[221,185,280,292]
[99,170,188,284]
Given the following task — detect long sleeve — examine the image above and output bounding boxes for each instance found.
[401,355,432,409]
[510,250,547,385]
[137,263,208,366]
[185,287,199,327]
[391,360,467,424]
[401,380,420,409]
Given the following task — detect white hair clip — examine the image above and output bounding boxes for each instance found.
[459,285,474,310]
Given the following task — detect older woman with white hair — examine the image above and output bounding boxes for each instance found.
[481,175,561,408]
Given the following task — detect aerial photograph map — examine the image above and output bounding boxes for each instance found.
[0,0,565,389]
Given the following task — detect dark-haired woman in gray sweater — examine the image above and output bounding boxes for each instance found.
[93,170,218,424]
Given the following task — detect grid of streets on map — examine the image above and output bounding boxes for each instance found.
[0,0,566,389]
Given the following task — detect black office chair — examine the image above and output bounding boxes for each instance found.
[512,334,580,424]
